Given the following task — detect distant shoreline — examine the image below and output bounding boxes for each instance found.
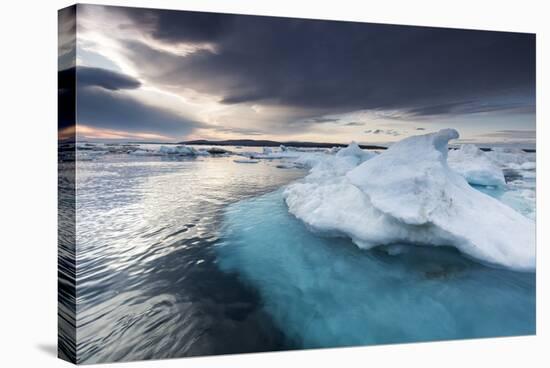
[178,139,388,150]
[66,138,536,153]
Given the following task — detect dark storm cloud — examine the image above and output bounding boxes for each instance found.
[115,6,535,117]
[310,117,340,123]
[77,67,141,90]
[122,8,229,43]
[70,66,203,135]
[77,88,203,135]
[295,117,366,126]
[58,6,77,131]
[406,100,535,117]
[58,67,75,131]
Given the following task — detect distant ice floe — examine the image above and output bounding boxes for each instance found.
[485,148,535,180]
[288,143,376,180]
[240,149,301,160]
[275,162,307,169]
[158,145,209,156]
[284,129,535,271]
[508,162,536,171]
[233,159,260,164]
[128,149,159,156]
[447,144,505,186]
[486,147,535,166]
[335,141,375,164]
[127,145,213,157]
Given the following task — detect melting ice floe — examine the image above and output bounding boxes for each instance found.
[447,144,505,186]
[158,145,210,156]
[284,129,535,271]
[335,141,375,164]
[233,159,260,164]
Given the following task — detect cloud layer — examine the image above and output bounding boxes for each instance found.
[67,4,536,143]
[118,8,535,115]
[74,66,204,137]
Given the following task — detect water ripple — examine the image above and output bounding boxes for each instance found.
[74,152,305,363]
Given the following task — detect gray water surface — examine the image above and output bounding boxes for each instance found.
[75,152,306,363]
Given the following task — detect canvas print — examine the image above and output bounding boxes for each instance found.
[58,4,536,364]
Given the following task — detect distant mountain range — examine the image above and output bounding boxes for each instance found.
[178,139,388,150]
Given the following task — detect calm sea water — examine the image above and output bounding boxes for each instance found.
[75,148,306,363]
[71,145,535,364]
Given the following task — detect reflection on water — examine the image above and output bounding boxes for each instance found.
[75,152,306,363]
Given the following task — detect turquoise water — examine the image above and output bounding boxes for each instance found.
[216,190,535,348]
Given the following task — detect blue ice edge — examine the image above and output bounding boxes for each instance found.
[215,189,535,349]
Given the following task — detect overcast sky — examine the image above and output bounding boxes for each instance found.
[59,4,535,145]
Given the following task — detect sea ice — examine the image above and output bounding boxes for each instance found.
[284,129,535,271]
[233,159,260,164]
[335,141,376,164]
[207,147,230,155]
[275,162,307,169]
[447,144,505,186]
[159,145,200,155]
[246,150,301,160]
[288,142,375,180]
[157,145,210,156]
[486,147,535,167]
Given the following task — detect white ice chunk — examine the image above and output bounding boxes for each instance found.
[158,145,201,156]
[233,159,260,164]
[288,142,375,179]
[335,141,375,165]
[247,150,301,160]
[508,162,536,171]
[129,149,157,156]
[486,147,535,167]
[447,144,506,186]
[284,129,535,271]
